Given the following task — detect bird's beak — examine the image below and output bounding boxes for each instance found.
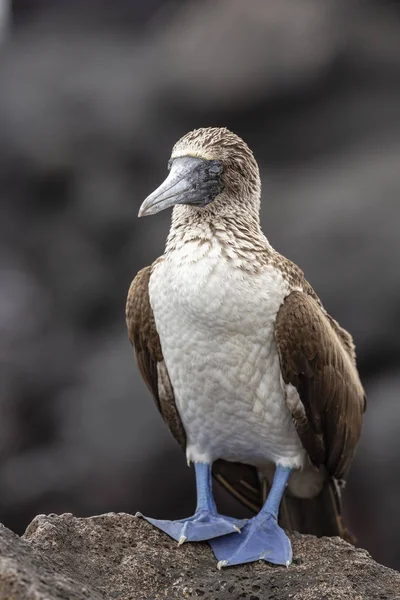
[138,156,223,217]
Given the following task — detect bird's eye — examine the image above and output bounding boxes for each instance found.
[167,159,173,171]
[209,162,222,175]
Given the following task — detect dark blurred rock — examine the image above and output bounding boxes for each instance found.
[350,372,400,570]
[161,0,345,110]
[0,513,398,600]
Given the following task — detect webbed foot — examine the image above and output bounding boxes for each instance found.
[209,512,292,568]
[136,510,247,543]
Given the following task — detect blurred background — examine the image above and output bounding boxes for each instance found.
[0,0,399,571]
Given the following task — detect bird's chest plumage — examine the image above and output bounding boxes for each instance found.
[149,243,304,468]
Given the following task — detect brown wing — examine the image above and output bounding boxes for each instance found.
[125,265,186,449]
[275,290,366,479]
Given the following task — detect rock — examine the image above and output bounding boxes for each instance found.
[0,513,398,600]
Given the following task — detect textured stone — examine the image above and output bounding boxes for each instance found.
[0,513,398,599]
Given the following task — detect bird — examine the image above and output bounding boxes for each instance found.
[126,127,365,569]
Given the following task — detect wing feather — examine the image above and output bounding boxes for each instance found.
[275,291,365,479]
[126,265,186,449]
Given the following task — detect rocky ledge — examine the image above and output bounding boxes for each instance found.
[0,513,398,599]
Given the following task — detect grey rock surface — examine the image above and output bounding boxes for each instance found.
[0,513,399,600]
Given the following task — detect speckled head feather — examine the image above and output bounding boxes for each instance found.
[172,127,261,201]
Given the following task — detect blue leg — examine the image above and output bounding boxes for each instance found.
[136,462,247,544]
[210,465,292,568]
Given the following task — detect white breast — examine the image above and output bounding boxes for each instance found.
[149,240,305,470]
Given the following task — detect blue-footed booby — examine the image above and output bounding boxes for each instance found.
[126,127,365,568]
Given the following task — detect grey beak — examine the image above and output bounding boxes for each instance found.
[138,158,199,218]
[138,156,224,217]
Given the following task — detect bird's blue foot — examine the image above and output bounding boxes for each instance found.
[210,464,293,568]
[209,512,292,567]
[136,510,246,544]
[136,462,246,544]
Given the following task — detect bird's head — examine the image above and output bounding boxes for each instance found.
[138,127,261,219]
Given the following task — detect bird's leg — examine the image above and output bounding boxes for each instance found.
[136,462,247,544]
[210,465,292,568]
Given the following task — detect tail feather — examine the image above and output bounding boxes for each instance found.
[280,478,355,542]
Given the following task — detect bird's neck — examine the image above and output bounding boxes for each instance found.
[165,203,272,271]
